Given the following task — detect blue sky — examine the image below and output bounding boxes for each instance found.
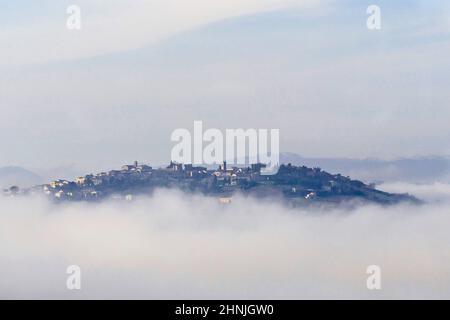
[1,0,450,174]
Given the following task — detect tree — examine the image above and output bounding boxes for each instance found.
[9,186,19,194]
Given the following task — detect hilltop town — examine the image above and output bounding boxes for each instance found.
[3,161,417,205]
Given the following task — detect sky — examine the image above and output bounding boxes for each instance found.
[1,0,450,175]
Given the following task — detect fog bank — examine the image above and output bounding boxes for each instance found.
[1,184,450,299]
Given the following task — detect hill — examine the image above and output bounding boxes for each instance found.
[10,162,418,206]
[0,166,43,189]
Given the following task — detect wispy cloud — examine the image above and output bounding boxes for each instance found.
[0,0,323,67]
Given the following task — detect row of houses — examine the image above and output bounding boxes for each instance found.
[41,160,268,201]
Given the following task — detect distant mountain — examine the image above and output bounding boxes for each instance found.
[0,167,43,189]
[280,153,450,184]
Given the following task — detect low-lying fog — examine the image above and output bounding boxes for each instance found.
[1,182,449,299]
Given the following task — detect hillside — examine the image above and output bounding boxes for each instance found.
[7,162,419,206]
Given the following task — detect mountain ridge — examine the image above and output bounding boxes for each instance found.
[0,166,43,189]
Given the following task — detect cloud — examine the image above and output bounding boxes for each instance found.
[0,0,323,67]
[379,181,450,204]
[1,185,450,299]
